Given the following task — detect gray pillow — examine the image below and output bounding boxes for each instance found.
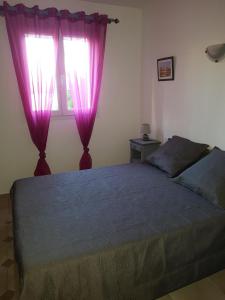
[146,136,208,177]
[174,147,225,209]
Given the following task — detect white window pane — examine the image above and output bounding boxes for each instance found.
[63,37,91,111]
[25,35,58,112]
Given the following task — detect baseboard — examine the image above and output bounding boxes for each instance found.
[0,194,10,200]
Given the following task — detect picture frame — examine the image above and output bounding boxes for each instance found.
[157,56,174,81]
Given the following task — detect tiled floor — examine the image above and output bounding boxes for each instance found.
[0,193,225,300]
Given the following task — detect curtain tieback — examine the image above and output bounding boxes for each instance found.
[83,147,89,153]
[39,151,46,159]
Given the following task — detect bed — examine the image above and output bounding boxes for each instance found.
[11,163,225,300]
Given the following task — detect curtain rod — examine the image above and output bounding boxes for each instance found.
[0,4,119,24]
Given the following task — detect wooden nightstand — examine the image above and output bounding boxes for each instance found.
[130,138,161,163]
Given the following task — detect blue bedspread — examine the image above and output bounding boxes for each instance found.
[11,163,225,299]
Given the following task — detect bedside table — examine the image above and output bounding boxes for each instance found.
[130,138,161,163]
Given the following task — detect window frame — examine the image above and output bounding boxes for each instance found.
[25,33,94,118]
[52,34,74,117]
[24,33,73,117]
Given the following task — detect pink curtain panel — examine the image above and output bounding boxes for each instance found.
[4,2,59,176]
[60,12,108,170]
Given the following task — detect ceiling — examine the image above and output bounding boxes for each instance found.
[81,0,147,9]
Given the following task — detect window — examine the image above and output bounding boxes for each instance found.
[63,37,91,112]
[25,34,91,116]
[25,35,58,112]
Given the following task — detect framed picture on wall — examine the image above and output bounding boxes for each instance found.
[157,56,174,81]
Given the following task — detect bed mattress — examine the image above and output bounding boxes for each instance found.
[11,163,225,300]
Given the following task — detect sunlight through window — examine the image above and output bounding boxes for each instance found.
[63,37,91,111]
[25,35,58,112]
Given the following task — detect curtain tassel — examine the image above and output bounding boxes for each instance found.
[79,147,92,170]
[34,151,51,176]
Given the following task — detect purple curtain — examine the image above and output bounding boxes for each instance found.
[60,12,108,170]
[3,2,59,176]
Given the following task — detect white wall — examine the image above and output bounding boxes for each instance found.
[0,0,142,194]
[142,0,225,147]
